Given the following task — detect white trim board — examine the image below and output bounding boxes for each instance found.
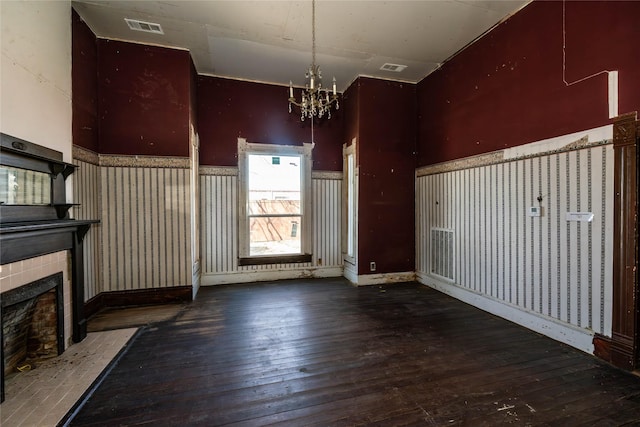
[417,272,595,354]
[346,271,416,287]
[201,267,342,286]
[343,261,358,284]
[503,124,613,159]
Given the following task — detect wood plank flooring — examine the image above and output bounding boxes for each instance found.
[87,303,187,332]
[68,278,640,426]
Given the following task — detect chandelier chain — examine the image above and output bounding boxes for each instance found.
[287,0,339,122]
[312,0,316,68]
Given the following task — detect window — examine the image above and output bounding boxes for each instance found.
[342,140,357,265]
[238,138,313,265]
[346,152,355,258]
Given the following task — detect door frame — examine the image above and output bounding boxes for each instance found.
[606,112,639,370]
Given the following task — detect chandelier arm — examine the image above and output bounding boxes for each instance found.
[288,98,304,107]
[287,0,338,121]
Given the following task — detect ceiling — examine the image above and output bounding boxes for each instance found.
[72,0,531,92]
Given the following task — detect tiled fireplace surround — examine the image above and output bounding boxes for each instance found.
[1,252,73,347]
[0,249,136,426]
[1,252,73,374]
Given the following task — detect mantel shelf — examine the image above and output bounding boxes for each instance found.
[0,218,98,235]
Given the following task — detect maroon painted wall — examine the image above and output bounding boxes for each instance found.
[72,9,98,152]
[343,81,360,148]
[190,59,198,133]
[197,76,343,170]
[97,40,191,157]
[417,0,640,166]
[348,78,417,276]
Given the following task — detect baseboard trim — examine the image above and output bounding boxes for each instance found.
[201,267,343,286]
[610,332,636,370]
[343,262,357,284]
[348,271,416,286]
[84,286,192,317]
[593,333,612,362]
[417,272,595,354]
[84,293,104,319]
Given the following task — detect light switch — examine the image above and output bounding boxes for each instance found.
[529,206,542,217]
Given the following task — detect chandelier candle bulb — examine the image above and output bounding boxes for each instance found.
[289,82,293,98]
[333,78,336,95]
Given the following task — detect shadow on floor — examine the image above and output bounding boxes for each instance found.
[87,303,187,332]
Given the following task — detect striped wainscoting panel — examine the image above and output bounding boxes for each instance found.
[416,141,614,341]
[312,177,342,267]
[200,169,342,284]
[201,172,238,274]
[100,164,191,292]
[72,154,102,301]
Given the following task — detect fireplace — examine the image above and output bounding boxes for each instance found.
[2,273,64,379]
[0,133,98,402]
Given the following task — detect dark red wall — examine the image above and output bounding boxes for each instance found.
[343,81,360,148]
[72,9,98,152]
[417,0,640,166]
[98,40,191,156]
[350,78,417,275]
[197,76,343,170]
[190,59,198,132]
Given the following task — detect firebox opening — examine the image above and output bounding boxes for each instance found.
[1,272,64,379]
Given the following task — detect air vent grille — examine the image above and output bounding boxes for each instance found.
[125,18,164,35]
[431,227,454,281]
[380,63,407,72]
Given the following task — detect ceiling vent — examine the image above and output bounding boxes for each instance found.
[124,18,164,35]
[380,63,407,73]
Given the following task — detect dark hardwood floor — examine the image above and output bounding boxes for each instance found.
[68,278,640,426]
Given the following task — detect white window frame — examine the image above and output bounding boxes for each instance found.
[342,139,357,267]
[237,138,314,263]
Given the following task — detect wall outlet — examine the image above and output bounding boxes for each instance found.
[370,261,376,272]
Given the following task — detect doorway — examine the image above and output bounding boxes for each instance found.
[342,139,357,282]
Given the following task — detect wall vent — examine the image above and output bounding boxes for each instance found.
[125,18,164,35]
[431,227,454,281]
[380,63,407,72]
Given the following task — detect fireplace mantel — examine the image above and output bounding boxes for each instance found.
[0,219,96,265]
[0,133,98,343]
[0,134,99,402]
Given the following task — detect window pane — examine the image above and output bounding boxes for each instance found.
[248,154,301,215]
[347,153,355,257]
[249,216,301,256]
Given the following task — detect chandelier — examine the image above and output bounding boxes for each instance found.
[288,0,339,121]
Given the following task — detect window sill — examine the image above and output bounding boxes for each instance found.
[238,254,312,266]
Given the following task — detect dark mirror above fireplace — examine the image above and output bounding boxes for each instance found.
[0,165,51,205]
[0,133,78,222]
[0,132,100,265]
